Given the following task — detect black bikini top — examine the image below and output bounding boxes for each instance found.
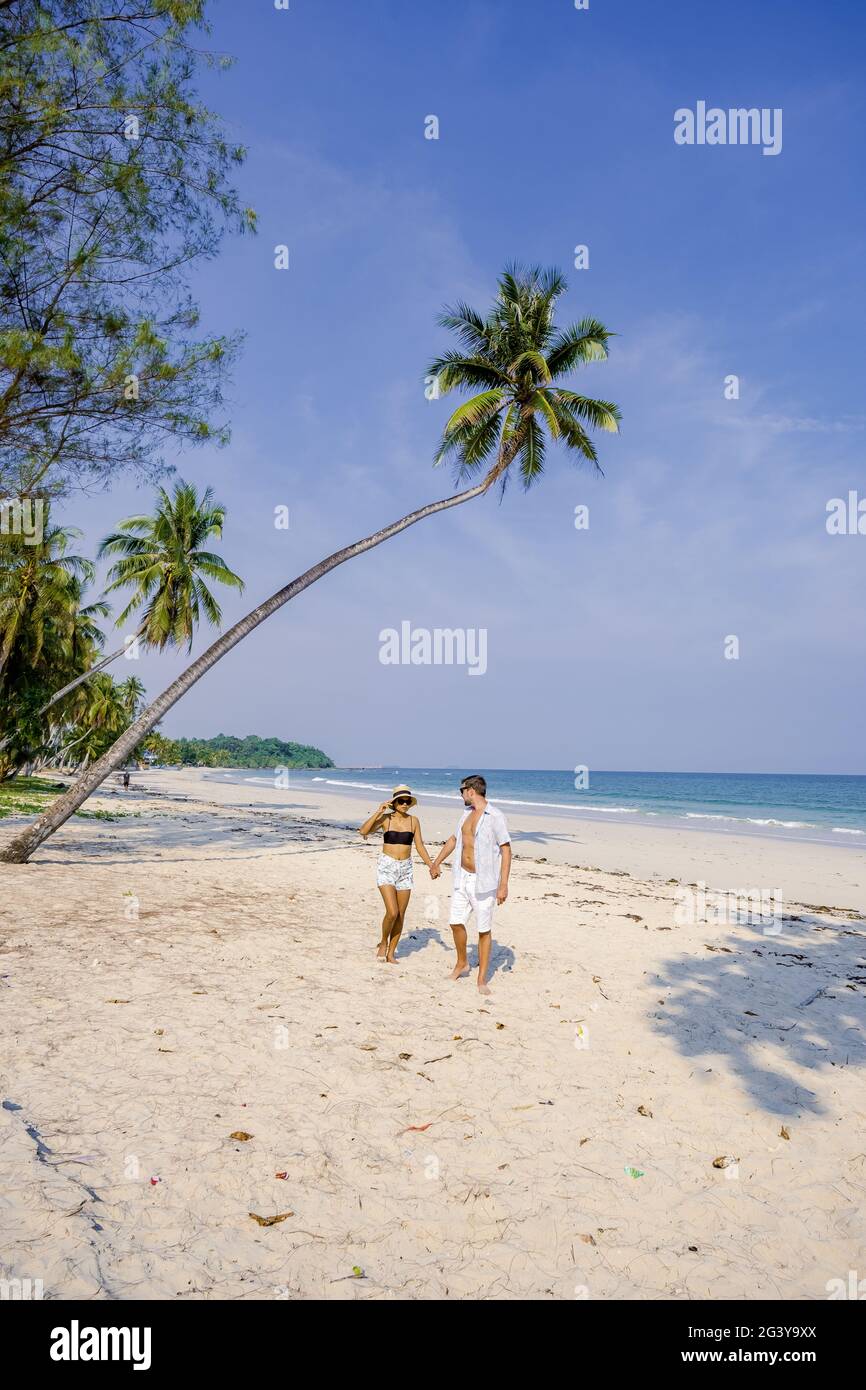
[383,817,414,846]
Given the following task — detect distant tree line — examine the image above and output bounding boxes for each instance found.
[141,733,334,769]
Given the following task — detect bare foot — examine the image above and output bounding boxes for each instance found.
[449,964,470,981]
[477,980,492,996]
[375,944,388,961]
[386,953,399,965]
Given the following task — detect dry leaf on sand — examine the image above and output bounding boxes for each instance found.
[249,1211,293,1226]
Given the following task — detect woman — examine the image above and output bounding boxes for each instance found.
[358,784,437,963]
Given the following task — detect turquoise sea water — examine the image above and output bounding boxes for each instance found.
[197,767,866,846]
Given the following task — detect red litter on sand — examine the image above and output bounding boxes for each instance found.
[402,1123,433,1133]
[150,1176,161,1185]
[275,1172,288,1180]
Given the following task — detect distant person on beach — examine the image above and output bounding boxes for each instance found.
[430,774,511,995]
[358,784,437,964]
[122,771,130,790]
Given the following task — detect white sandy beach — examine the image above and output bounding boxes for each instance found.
[1,769,864,1300]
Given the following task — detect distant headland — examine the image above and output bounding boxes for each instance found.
[142,734,334,769]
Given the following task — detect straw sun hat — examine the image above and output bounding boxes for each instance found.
[388,784,418,810]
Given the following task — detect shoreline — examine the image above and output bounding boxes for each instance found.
[183,766,866,850]
[130,768,866,909]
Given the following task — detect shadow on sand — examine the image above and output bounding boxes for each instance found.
[650,912,866,1117]
[398,925,516,978]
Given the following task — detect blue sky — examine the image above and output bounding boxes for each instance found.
[63,0,866,772]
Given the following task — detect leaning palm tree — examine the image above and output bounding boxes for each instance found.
[1,264,621,863]
[39,481,244,714]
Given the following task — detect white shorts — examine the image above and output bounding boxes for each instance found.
[450,873,496,935]
[377,853,413,890]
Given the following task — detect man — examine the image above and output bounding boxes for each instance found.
[430,774,511,995]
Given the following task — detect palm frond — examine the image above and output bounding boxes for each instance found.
[510,349,552,383]
[436,302,491,354]
[443,390,506,436]
[192,553,245,589]
[193,578,223,628]
[529,389,561,438]
[434,409,503,470]
[517,416,546,488]
[427,352,511,393]
[553,389,621,432]
[547,399,602,471]
[546,319,614,376]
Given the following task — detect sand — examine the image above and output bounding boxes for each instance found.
[1,769,864,1301]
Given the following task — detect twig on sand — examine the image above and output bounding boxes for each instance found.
[573,1162,616,1182]
[397,1104,466,1136]
[798,985,832,1008]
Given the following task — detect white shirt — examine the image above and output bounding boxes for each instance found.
[453,801,511,895]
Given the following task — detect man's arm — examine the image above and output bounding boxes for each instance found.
[431,834,457,876]
[497,842,512,905]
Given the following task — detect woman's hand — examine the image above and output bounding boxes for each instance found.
[429,863,441,879]
[359,803,391,838]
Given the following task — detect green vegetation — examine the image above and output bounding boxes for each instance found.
[1,0,252,792]
[100,483,245,650]
[0,775,65,818]
[43,480,245,714]
[142,733,334,769]
[0,484,244,781]
[429,264,620,485]
[0,775,137,820]
[0,0,252,500]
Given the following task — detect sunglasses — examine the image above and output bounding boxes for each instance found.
[393,797,411,805]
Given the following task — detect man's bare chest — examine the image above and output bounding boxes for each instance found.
[462,812,483,854]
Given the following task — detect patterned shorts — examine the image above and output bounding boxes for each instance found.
[377,853,413,890]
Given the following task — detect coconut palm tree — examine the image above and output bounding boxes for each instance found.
[430,265,619,489]
[0,264,621,862]
[39,481,245,714]
[0,523,100,779]
[0,521,92,678]
[116,675,147,722]
[21,587,111,774]
[57,674,136,769]
[100,482,245,648]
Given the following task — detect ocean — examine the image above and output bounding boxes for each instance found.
[195,767,866,847]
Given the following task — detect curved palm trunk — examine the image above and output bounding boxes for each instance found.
[0,476,495,863]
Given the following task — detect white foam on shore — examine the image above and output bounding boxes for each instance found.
[310,777,640,815]
[195,771,866,841]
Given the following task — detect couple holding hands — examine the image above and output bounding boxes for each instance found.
[358,775,511,994]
